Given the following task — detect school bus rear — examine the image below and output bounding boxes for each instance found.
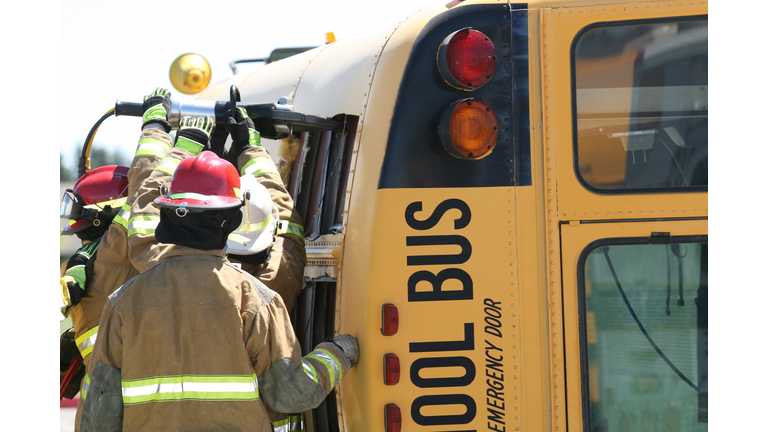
[196,1,708,431]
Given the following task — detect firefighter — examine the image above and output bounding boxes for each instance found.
[223,106,307,313]
[223,107,309,431]
[72,88,312,429]
[78,149,360,431]
[68,88,179,376]
[59,165,129,397]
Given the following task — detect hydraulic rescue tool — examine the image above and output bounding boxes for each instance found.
[77,84,343,178]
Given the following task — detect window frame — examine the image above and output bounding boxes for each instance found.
[569,15,709,195]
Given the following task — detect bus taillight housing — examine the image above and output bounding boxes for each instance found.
[439,98,498,160]
[437,28,497,90]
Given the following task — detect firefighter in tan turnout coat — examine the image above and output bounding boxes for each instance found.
[76,117,359,430]
[71,88,350,430]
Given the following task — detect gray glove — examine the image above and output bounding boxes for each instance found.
[333,334,360,367]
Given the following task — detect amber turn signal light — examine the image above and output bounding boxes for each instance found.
[439,98,498,160]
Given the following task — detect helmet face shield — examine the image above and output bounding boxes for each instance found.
[59,190,90,220]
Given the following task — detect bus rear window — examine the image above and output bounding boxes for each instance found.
[572,19,707,192]
[580,241,708,431]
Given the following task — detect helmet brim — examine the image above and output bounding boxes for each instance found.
[154,195,243,210]
[61,220,90,235]
[226,214,278,255]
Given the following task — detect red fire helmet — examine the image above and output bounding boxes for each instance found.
[60,165,130,235]
[154,151,243,210]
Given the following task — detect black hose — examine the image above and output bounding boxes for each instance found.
[78,109,115,178]
[602,247,698,391]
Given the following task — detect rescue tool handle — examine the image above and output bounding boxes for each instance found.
[113,98,343,139]
[114,99,274,126]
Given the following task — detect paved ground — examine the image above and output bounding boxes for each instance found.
[61,408,76,432]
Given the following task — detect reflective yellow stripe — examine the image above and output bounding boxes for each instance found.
[301,359,319,383]
[135,137,171,158]
[277,220,305,241]
[121,373,259,405]
[239,214,271,233]
[81,372,91,400]
[154,156,180,176]
[76,325,98,359]
[113,204,131,230]
[241,157,279,177]
[85,196,127,212]
[127,214,160,237]
[273,414,304,432]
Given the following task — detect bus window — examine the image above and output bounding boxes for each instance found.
[580,241,707,432]
[573,19,708,192]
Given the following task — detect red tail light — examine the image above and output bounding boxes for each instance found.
[385,404,402,432]
[382,304,399,336]
[438,28,497,90]
[384,354,400,385]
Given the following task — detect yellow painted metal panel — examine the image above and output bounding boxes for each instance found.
[560,218,707,431]
[546,1,708,222]
[337,184,554,432]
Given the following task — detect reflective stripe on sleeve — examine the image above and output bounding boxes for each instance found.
[81,372,91,401]
[135,137,171,158]
[277,220,305,241]
[154,156,181,176]
[76,325,99,359]
[121,373,259,405]
[301,359,319,383]
[113,204,131,230]
[305,347,342,387]
[127,215,160,237]
[273,414,304,432]
[241,157,279,177]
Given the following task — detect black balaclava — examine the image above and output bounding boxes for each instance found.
[155,206,243,250]
[74,213,113,242]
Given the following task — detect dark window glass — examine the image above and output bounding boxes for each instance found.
[573,19,707,191]
[581,242,707,431]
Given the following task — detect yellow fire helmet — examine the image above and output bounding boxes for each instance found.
[225,175,278,255]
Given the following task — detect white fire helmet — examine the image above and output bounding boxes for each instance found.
[225,175,278,255]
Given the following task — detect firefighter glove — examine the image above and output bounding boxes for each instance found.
[209,125,229,159]
[174,116,214,156]
[332,334,360,367]
[225,107,261,163]
[142,87,172,132]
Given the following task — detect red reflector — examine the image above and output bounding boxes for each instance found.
[384,354,401,385]
[438,28,497,90]
[382,304,399,336]
[385,404,402,432]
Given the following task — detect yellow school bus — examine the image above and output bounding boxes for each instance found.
[165,0,708,430]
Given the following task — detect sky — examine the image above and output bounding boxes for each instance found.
[2,1,763,428]
[59,0,440,171]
